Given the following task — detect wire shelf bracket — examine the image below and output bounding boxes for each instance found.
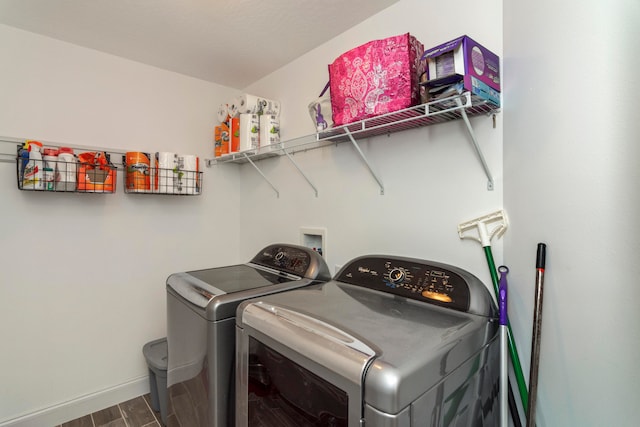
[244,152,280,198]
[456,97,495,190]
[282,149,319,197]
[344,128,384,195]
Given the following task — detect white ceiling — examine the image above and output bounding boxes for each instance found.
[0,0,401,88]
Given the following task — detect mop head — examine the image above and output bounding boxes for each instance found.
[458,209,509,246]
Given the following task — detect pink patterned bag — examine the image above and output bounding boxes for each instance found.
[329,33,424,126]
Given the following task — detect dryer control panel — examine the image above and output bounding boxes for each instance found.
[336,256,474,312]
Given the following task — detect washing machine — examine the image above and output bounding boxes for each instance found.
[236,255,500,427]
[166,243,331,427]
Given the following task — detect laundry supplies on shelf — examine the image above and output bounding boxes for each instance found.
[214,93,282,159]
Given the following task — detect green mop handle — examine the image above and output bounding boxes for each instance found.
[485,246,529,413]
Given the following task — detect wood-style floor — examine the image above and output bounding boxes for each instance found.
[57,394,161,427]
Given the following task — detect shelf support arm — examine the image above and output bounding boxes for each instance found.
[244,153,280,198]
[282,149,318,197]
[344,129,385,195]
[456,98,495,191]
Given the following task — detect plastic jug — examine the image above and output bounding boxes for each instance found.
[43,148,58,191]
[22,141,44,190]
[57,147,77,192]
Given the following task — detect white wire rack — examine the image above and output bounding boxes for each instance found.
[206,92,500,195]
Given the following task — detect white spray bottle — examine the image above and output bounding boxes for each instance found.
[22,140,44,190]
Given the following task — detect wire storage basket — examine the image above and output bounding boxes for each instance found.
[122,154,202,195]
[16,144,117,193]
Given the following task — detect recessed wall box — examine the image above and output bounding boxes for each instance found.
[300,227,326,258]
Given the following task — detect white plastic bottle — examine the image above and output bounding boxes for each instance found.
[57,147,77,192]
[22,141,44,190]
[43,148,58,191]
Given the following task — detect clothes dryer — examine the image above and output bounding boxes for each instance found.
[236,255,499,427]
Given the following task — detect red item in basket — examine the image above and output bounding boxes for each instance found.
[329,33,424,126]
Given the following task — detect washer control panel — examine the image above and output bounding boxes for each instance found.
[336,256,472,312]
[252,244,314,277]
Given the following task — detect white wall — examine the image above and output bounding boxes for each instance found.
[0,25,241,426]
[504,1,640,426]
[240,0,504,281]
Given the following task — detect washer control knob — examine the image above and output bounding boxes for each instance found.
[388,268,405,285]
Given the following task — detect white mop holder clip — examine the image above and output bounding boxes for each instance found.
[458,209,509,247]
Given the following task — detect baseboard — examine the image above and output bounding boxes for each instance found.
[0,376,149,427]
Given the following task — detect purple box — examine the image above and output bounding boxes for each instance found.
[421,35,500,106]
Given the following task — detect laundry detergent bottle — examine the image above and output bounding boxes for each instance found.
[22,140,44,190]
[56,147,77,191]
[43,148,58,191]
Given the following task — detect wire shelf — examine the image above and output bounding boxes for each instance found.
[208,92,498,166]
[317,92,496,143]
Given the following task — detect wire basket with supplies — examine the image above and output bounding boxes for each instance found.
[123,152,202,195]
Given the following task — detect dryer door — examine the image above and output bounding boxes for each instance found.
[236,301,377,427]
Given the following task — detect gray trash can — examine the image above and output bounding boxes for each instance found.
[143,337,168,425]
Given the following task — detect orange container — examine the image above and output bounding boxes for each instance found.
[214,125,223,157]
[77,152,116,193]
[126,152,151,192]
[217,123,230,155]
[230,117,240,152]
